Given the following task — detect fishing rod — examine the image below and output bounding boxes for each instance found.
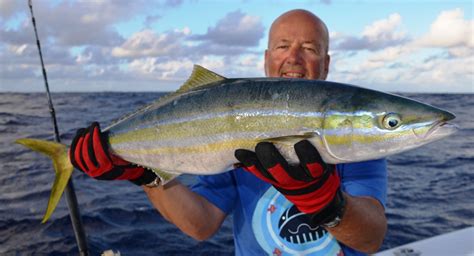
[27,1,89,255]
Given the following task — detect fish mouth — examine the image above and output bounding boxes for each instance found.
[413,120,458,141]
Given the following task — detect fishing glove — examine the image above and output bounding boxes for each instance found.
[235,140,345,226]
[69,122,157,186]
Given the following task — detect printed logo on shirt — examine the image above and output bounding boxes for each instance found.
[252,186,343,255]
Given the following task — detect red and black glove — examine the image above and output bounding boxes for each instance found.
[69,122,157,186]
[235,140,345,225]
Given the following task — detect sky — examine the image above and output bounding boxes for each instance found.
[0,0,473,93]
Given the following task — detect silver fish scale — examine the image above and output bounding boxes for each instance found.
[103,78,456,176]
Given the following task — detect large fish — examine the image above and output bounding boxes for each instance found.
[17,65,457,222]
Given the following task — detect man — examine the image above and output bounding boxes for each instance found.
[70,9,387,255]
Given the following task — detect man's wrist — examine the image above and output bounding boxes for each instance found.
[309,189,346,228]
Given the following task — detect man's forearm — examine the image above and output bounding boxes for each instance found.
[142,180,226,240]
[327,193,387,253]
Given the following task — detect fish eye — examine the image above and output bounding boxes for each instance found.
[382,113,402,130]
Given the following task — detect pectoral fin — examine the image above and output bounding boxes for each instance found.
[259,132,320,145]
[150,168,180,185]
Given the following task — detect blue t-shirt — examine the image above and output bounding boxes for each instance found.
[191,159,387,256]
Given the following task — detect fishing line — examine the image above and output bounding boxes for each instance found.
[27,1,89,255]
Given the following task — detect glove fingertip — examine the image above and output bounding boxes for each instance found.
[86,125,100,168]
[295,140,323,165]
[75,128,86,136]
[70,128,85,156]
[255,142,287,170]
[236,146,279,184]
[91,121,100,129]
[76,137,89,172]
[294,140,318,154]
[255,141,278,154]
[90,122,113,164]
[234,149,258,167]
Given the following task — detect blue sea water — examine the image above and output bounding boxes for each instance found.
[0,92,473,255]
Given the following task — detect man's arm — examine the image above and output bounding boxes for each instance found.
[68,122,227,241]
[142,180,227,241]
[328,194,387,253]
[235,141,387,254]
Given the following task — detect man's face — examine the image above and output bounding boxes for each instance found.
[264,15,330,80]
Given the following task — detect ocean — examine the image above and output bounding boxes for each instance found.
[1,92,473,255]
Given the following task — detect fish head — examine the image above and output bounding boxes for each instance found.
[318,88,458,163]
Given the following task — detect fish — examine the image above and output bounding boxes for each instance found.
[16,65,458,222]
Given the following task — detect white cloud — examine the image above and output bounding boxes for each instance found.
[1,0,185,47]
[239,55,260,67]
[0,0,23,20]
[9,44,28,55]
[367,46,414,63]
[112,10,263,59]
[231,54,265,77]
[448,47,474,58]
[1,2,471,93]
[329,46,473,93]
[127,56,230,81]
[416,54,473,84]
[75,52,93,64]
[0,3,264,92]
[329,8,473,93]
[416,8,473,48]
[129,58,193,80]
[362,13,405,43]
[335,13,409,51]
[111,29,188,58]
[191,10,265,47]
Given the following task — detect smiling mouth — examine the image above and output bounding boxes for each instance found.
[282,72,305,78]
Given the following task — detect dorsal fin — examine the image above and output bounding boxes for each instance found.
[176,65,226,94]
[104,65,227,131]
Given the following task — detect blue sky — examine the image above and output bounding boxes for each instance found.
[0,0,472,92]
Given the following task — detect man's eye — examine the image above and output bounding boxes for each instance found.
[304,47,316,53]
[276,45,288,49]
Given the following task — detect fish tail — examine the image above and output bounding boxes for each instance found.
[16,138,73,223]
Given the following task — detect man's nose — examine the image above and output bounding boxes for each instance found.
[285,46,303,65]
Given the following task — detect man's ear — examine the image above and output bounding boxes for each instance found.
[322,54,330,80]
[264,50,269,77]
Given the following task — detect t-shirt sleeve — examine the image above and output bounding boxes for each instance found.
[337,159,388,208]
[190,171,238,215]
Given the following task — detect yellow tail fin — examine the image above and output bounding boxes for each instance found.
[16,138,73,223]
